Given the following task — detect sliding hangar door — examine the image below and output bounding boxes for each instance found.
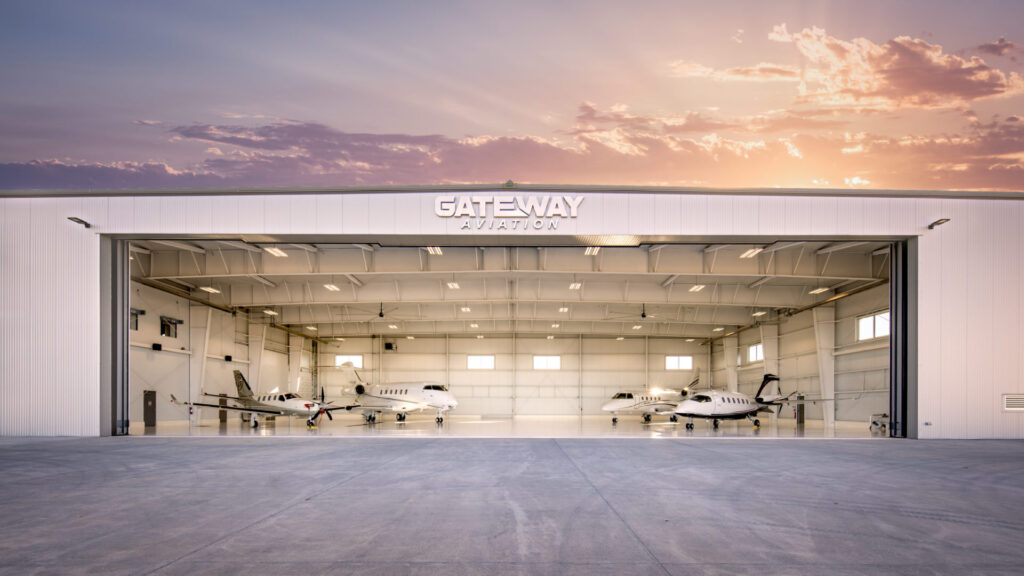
[113,190,903,437]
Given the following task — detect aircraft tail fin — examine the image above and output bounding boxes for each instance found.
[233,370,254,399]
[754,373,780,402]
[337,362,368,395]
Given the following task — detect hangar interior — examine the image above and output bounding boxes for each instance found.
[126,239,893,435]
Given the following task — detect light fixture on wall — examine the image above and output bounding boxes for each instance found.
[67,216,91,228]
[928,218,951,229]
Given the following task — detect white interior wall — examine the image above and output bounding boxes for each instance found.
[317,336,706,416]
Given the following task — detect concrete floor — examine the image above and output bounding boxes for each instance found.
[1,437,1022,575]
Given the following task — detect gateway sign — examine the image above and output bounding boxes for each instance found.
[434,195,584,231]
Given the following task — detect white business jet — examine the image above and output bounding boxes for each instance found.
[171,370,351,429]
[337,363,458,424]
[601,375,699,423]
[601,389,687,424]
[673,373,823,430]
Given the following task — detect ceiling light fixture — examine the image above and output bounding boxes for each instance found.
[616,336,625,341]
[685,338,695,342]
[425,246,443,255]
[712,327,724,332]
[406,336,415,340]
[476,334,484,339]
[752,311,767,317]
[569,282,582,290]
[447,282,460,289]
[388,324,398,329]
[335,337,345,342]
[928,218,951,230]
[632,325,642,330]
[199,286,221,294]
[264,247,288,258]
[461,306,472,312]
[262,309,278,316]
[809,287,829,295]
[584,247,600,256]
[469,323,479,328]
[740,247,764,259]
[559,307,569,313]
[551,323,560,328]
[306,325,317,331]
[324,284,340,291]
[689,284,706,292]
[546,335,555,340]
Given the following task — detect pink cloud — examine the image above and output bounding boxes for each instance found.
[770,24,1024,109]
[976,37,1017,57]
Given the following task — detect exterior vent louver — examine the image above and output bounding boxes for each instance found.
[1004,394,1024,411]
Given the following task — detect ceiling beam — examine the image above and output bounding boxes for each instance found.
[817,241,868,254]
[219,240,263,253]
[151,240,206,254]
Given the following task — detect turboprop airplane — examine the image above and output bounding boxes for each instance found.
[673,373,825,430]
[337,362,458,424]
[171,370,351,429]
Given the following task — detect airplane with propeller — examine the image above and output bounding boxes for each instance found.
[171,370,352,429]
[673,373,830,430]
[336,362,458,424]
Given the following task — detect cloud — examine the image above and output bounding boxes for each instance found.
[731,29,744,44]
[132,119,163,126]
[3,107,1024,192]
[976,37,1017,57]
[770,24,1024,108]
[669,60,801,81]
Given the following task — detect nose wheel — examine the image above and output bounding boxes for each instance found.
[396,413,406,422]
[669,415,678,422]
[642,413,652,423]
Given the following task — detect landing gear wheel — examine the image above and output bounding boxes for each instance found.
[643,414,652,423]
[435,416,443,424]
[396,413,406,422]
[611,417,618,424]
[670,415,678,422]
[753,419,760,428]
[685,423,693,430]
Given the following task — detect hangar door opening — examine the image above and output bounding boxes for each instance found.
[116,239,903,437]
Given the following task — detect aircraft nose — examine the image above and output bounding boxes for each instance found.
[601,401,616,411]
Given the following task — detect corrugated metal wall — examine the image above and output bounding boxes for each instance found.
[1,191,1022,437]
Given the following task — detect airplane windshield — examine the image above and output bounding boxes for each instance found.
[284,393,297,400]
[424,385,449,392]
[613,393,633,400]
[693,395,712,403]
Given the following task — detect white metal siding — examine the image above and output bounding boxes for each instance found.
[2,191,1024,437]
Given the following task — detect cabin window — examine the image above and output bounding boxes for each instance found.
[748,344,764,363]
[665,355,693,370]
[335,355,363,368]
[468,355,495,370]
[858,311,890,341]
[533,355,560,370]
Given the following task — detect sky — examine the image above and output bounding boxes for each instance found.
[1,0,1022,191]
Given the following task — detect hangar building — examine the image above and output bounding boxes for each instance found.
[1,185,1022,439]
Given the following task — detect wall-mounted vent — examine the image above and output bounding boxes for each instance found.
[1004,394,1024,411]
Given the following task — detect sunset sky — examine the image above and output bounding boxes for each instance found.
[1,0,1022,191]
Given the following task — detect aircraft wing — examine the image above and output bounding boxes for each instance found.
[323,403,360,412]
[170,395,286,416]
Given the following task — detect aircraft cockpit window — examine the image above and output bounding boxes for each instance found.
[694,395,712,403]
[278,395,285,402]
[439,385,449,392]
[613,393,633,400]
